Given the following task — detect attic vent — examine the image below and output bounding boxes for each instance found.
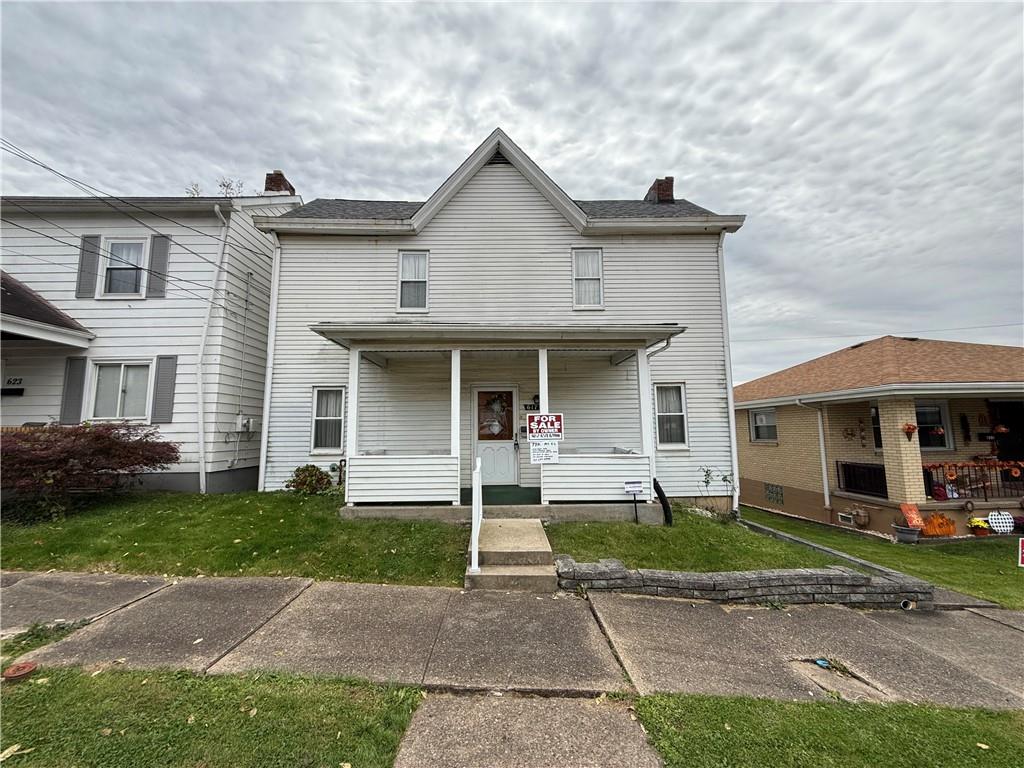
[901,337,920,342]
[849,342,865,349]
[487,149,511,165]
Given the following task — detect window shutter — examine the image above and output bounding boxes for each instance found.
[75,235,101,298]
[146,235,170,298]
[150,355,177,423]
[59,357,87,424]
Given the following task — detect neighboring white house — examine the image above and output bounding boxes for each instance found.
[256,129,745,508]
[0,174,302,491]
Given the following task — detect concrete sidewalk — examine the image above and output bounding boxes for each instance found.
[6,570,1023,709]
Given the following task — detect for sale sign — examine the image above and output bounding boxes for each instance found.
[527,413,564,441]
[530,440,559,465]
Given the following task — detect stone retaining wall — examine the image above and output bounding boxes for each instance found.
[555,556,935,610]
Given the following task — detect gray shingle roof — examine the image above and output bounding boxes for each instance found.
[282,196,715,220]
[1,271,90,333]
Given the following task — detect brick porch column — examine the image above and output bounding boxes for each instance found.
[878,398,926,504]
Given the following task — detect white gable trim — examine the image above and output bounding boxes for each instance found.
[410,128,588,234]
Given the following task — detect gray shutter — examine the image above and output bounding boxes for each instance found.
[75,235,101,298]
[59,357,87,424]
[146,235,170,298]
[150,355,178,423]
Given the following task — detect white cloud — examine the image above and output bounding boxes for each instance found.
[2,2,1021,381]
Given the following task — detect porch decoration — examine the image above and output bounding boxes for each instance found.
[987,510,1015,534]
[994,424,1010,434]
[921,512,956,538]
[892,506,923,544]
[967,517,990,536]
[930,426,945,437]
[902,422,918,441]
[945,468,958,482]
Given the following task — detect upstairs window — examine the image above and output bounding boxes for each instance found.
[93,362,151,419]
[655,383,687,446]
[572,248,603,308]
[749,408,778,442]
[398,251,428,311]
[103,240,147,296]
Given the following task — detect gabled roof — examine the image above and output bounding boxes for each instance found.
[1,271,93,347]
[734,336,1024,406]
[260,128,743,235]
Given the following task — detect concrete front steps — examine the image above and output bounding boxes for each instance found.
[464,519,558,592]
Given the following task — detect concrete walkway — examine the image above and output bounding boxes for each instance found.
[4,569,1023,765]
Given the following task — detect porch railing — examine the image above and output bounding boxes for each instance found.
[468,457,482,575]
[923,461,1024,502]
[836,461,888,498]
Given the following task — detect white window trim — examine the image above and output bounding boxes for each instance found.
[97,237,149,299]
[571,247,604,310]
[86,358,154,423]
[310,386,346,454]
[916,399,954,451]
[655,382,688,449]
[749,407,778,443]
[396,250,429,313]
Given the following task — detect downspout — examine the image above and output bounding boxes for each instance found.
[717,230,741,514]
[257,231,282,492]
[195,203,231,494]
[796,398,831,508]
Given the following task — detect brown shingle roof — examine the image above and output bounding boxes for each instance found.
[734,336,1024,403]
[1,271,90,334]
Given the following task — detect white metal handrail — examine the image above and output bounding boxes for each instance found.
[468,457,483,574]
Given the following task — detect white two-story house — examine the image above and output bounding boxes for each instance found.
[256,130,745,510]
[0,174,302,491]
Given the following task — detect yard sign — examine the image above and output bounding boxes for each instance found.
[527,413,564,441]
[1019,538,1023,569]
[530,440,559,464]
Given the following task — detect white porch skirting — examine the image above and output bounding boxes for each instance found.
[541,454,653,503]
[346,455,460,504]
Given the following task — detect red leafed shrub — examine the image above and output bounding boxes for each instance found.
[2,423,180,516]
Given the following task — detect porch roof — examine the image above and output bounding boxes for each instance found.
[1,271,94,348]
[310,321,685,350]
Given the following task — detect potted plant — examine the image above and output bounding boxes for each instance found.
[891,513,921,544]
[967,517,991,536]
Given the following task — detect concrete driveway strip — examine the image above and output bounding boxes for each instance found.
[967,608,1024,633]
[1,572,168,636]
[735,604,1024,709]
[209,582,453,685]
[25,576,310,672]
[862,609,1024,697]
[0,570,42,589]
[424,591,628,694]
[394,694,661,768]
[589,593,812,699]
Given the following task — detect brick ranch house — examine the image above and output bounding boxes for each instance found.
[734,336,1024,536]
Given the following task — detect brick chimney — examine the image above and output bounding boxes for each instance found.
[264,170,295,196]
[644,176,674,203]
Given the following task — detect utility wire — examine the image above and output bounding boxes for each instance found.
[731,322,1024,343]
[2,203,234,302]
[2,139,274,293]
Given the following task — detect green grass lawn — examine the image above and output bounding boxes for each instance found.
[0,623,83,667]
[546,509,843,572]
[636,693,1024,768]
[741,507,1024,609]
[0,668,418,768]
[1,492,468,586]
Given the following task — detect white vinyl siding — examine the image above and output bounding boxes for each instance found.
[263,162,734,497]
[398,251,428,311]
[101,239,147,296]
[311,387,345,452]
[749,408,778,442]
[655,383,687,447]
[572,248,603,308]
[92,361,151,419]
[542,455,652,502]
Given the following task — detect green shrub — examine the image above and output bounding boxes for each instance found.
[285,464,335,494]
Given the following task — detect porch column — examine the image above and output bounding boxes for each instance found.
[878,397,926,504]
[344,348,361,506]
[636,347,656,493]
[451,350,461,505]
[538,348,549,412]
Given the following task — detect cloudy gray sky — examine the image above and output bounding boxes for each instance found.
[3,2,1022,382]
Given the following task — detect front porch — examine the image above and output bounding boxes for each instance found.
[825,395,1024,534]
[316,322,682,508]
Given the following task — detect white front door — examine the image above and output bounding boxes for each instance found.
[474,387,518,485]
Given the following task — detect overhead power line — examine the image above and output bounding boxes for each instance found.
[731,322,1024,343]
